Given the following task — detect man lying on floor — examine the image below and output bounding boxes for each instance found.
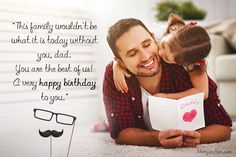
[103,18,232,148]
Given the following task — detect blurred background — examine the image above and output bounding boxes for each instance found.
[0,0,235,156]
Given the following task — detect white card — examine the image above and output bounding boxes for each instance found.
[148,92,205,131]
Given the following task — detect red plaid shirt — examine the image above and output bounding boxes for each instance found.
[103,61,232,139]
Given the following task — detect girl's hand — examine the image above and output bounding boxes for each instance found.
[154,93,168,98]
[113,61,131,93]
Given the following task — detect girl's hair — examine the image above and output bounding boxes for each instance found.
[166,13,185,34]
[167,25,211,71]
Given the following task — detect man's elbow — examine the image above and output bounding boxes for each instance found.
[115,138,125,145]
[115,131,126,145]
[114,128,132,145]
[115,139,121,144]
[218,126,231,142]
[114,128,144,145]
[224,126,231,141]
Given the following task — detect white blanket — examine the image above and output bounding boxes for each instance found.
[66,123,236,157]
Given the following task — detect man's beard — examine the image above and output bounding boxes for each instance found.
[136,58,161,77]
[136,67,160,77]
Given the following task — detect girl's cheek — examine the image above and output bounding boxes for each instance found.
[158,49,163,56]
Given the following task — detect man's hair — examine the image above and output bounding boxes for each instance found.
[168,25,211,67]
[107,18,153,59]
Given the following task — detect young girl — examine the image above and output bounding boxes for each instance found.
[113,13,211,100]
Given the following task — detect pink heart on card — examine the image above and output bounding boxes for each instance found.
[183,109,197,122]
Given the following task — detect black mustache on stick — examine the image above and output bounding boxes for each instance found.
[39,129,64,138]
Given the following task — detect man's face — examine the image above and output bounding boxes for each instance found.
[116,25,160,77]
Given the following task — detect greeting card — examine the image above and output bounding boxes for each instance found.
[148,92,205,131]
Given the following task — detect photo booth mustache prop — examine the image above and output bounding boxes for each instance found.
[39,129,64,138]
[34,108,77,157]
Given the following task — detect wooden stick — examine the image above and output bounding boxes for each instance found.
[50,136,52,157]
[66,121,76,157]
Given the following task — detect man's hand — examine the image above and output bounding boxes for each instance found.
[158,130,183,148]
[182,131,201,147]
